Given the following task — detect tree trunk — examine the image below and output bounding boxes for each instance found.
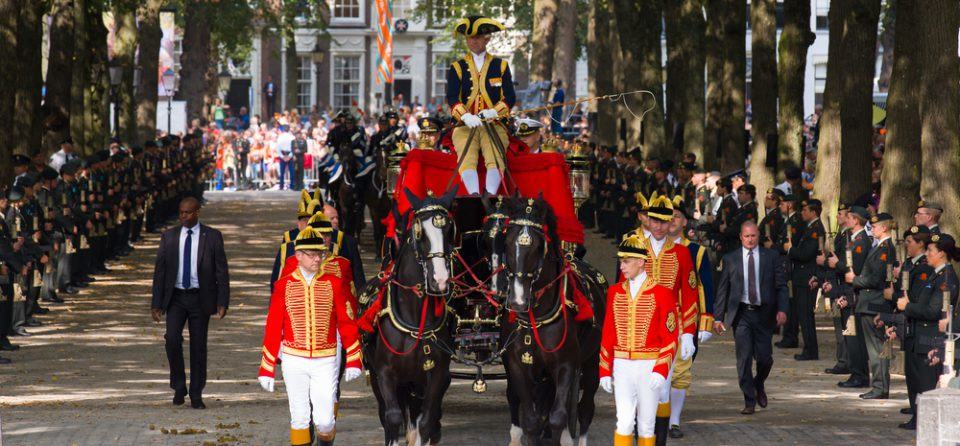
[666,0,706,163]
[14,0,45,156]
[612,0,665,158]
[44,0,75,152]
[530,0,558,83]
[552,0,577,98]
[720,0,746,173]
[84,1,110,153]
[0,0,17,184]
[70,0,88,153]
[136,0,163,144]
[284,24,298,114]
[176,1,212,123]
[589,0,617,147]
[837,0,880,204]
[747,0,778,212]
[918,0,960,236]
[704,0,725,170]
[878,0,921,226]
[777,0,814,174]
[114,0,138,144]
[876,1,895,93]
[812,0,845,213]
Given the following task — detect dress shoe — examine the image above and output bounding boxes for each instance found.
[0,339,19,351]
[794,353,818,361]
[24,318,42,327]
[740,406,756,415]
[42,294,65,303]
[757,390,768,408]
[859,391,888,399]
[837,379,869,388]
[898,418,916,430]
[72,281,89,288]
[11,327,30,336]
[775,340,798,348]
[173,389,186,405]
[33,307,50,315]
[0,356,11,364]
[191,398,206,409]
[59,287,79,295]
[824,366,851,375]
[900,407,914,415]
[669,425,684,438]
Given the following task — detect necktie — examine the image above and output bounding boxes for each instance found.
[748,249,759,305]
[182,229,193,289]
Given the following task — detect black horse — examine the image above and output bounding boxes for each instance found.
[365,143,394,262]
[331,141,368,240]
[499,196,605,446]
[366,187,457,446]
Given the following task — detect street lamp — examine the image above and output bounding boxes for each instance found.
[109,60,122,140]
[217,69,232,98]
[311,41,325,109]
[161,68,177,134]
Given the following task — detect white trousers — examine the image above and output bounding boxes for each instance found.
[658,357,677,403]
[280,353,340,434]
[613,358,659,437]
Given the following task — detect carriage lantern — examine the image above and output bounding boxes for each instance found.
[385,140,410,196]
[565,141,590,211]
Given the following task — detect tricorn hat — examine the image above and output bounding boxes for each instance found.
[454,16,506,37]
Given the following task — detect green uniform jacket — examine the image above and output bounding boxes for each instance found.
[853,237,897,315]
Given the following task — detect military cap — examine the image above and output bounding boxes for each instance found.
[723,169,746,180]
[660,160,674,172]
[766,187,785,199]
[40,167,59,181]
[838,202,850,211]
[7,185,24,201]
[782,193,798,203]
[801,198,822,208]
[159,136,172,147]
[785,166,802,180]
[385,110,399,120]
[917,200,943,212]
[906,225,931,236]
[294,226,328,252]
[132,145,144,156]
[60,160,81,176]
[929,233,955,249]
[515,118,542,137]
[17,174,36,188]
[849,206,870,221]
[680,162,697,171]
[604,146,617,155]
[96,149,111,162]
[419,117,442,134]
[454,16,506,36]
[737,184,757,196]
[717,178,733,190]
[111,152,127,163]
[617,234,649,260]
[83,155,100,166]
[11,154,29,167]
[109,136,121,144]
[144,140,159,149]
[871,212,894,224]
[61,136,74,145]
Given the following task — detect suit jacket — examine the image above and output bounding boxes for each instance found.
[152,224,230,315]
[714,246,789,329]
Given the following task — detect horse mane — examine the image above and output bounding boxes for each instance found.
[508,195,561,257]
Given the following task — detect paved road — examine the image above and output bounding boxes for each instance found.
[0,191,915,445]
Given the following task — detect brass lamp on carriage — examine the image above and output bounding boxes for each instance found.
[564,140,591,252]
[385,140,411,196]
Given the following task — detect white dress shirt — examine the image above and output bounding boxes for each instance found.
[741,246,762,304]
[648,235,666,257]
[471,50,487,71]
[628,271,649,299]
[176,223,201,289]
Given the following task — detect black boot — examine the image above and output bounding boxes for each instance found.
[655,416,669,446]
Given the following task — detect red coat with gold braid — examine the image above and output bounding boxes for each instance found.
[643,236,700,337]
[600,279,680,379]
[259,256,362,378]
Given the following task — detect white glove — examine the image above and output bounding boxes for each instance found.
[648,373,666,391]
[680,333,696,360]
[344,367,362,382]
[698,330,713,344]
[479,109,500,120]
[258,376,275,392]
[461,113,482,128]
[599,376,613,394]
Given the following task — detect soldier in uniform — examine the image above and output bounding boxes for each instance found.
[783,199,825,361]
[845,212,897,399]
[923,234,960,378]
[776,194,804,349]
[720,184,758,254]
[0,185,23,358]
[828,206,871,386]
[415,117,444,151]
[914,200,943,234]
[599,234,679,446]
[514,118,544,154]
[758,188,786,253]
[258,226,363,446]
[446,15,515,195]
[709,178,738,255]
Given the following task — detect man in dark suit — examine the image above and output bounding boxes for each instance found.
[151,197,230,409]
[714,221,789,415]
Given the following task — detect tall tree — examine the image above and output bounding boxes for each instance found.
[114,0,139,143]
[589,0,617,147]
[719,0,746,173]
[135,0,164,144]
[530,0,558,83]
[176,0,212,123]
[84,0,110,152]
[552,0,576,95]
[45,0,75,152]
[812,0,845,212]
[70,0,88,152]
[777,0,815,173]
[14,0,45,155]
[747,0,778,208]
[704,0,725,170]
[878,0,921,226]
[0,0,16,183]
[665,0,706,162]
[917,0,959,235]
[612,0,665,157]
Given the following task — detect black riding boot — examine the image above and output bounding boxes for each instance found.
[655,416,669,446]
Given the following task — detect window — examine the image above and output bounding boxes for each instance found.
[392,0,412,18]
[816,15,828,29]
[433,60,448,104]
[814,63,827,106]
[333,0,361,19]
[333,55,361,112]
[297,55,313,114]
[816,0,829,30]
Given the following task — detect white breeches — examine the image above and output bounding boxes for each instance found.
[658,357,677,403]
[281,353,340,434]
[613,359,659,437]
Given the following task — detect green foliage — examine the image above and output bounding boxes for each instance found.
[410,0,535,67]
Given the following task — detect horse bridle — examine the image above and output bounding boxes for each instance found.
[408,204,456,297]
[504,217,550,301]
